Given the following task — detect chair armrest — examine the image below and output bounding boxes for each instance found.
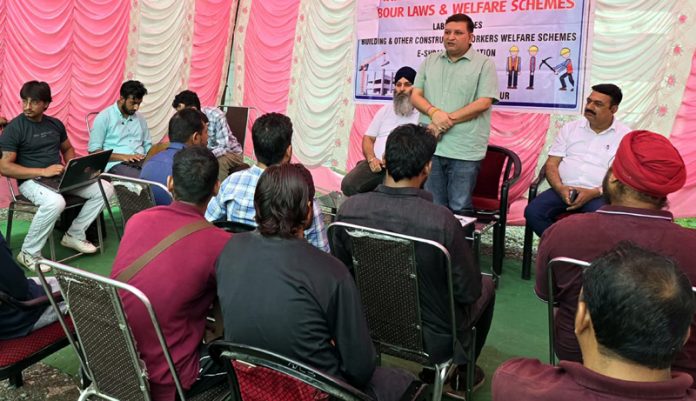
[527,165,547,202]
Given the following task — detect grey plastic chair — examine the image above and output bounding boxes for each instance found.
[34,259,228,401]
[328,222,476,401]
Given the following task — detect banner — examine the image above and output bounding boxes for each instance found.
[354,0,592,113]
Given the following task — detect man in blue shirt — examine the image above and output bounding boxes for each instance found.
[140,109,209,205]
[88,80,152,177]
[205,112,329,252]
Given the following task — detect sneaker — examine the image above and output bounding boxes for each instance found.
[444,365,485,400]
[16,251,51,273]
[60,233,98,254]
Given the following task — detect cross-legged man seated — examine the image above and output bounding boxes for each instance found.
[332,123,495,397]
[524,84,631,236]
[0,81,114,272]
[494,242,696,400]
[111,146,231,400]
[216,163,416,401]
[535,130,696,374]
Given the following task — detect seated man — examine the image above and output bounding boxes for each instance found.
[494,242,696,400]
[205,112,329,251]
[88,80,152,177]
[172,90,248,182]
[535,130,696,375]
[140,108,209,205]
[111,146,231,400]
[216,163,415,401]
[0,231,64,340]
[332,124,495,396]
[0,81,114,272]
[341,66,419,196]
[524,83,631,236]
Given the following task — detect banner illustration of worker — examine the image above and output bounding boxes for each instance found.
[355,0,593,113]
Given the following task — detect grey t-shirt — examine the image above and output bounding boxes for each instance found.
[0,113,67,168]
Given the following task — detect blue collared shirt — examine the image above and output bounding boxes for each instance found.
[139,142,185,205]
[205,165,329,252]
[88,102,152,171]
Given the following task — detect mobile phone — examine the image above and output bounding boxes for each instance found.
[569,188,579,203]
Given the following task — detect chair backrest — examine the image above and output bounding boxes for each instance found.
[209,341,372,401]
[472,145,522,213]
[102,173,172,224]
[212,220,256,233]
[34,259,187,401]
[219,105,256,151]
[327,222,456,365]
[85,111,99,134]
[546,256,591,365]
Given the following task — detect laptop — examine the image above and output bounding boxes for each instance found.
[33,150,113,193]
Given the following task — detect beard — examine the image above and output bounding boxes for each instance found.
[120,102,136,116]
[393,91,415,116]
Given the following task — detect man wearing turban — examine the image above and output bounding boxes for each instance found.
[341,66,420,196]
[534,130,696,385]
[525,83,632,237]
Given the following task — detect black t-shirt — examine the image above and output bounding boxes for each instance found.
[0,113,67,168]
[0,233,45,340]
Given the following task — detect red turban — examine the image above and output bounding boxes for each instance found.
[612,130,686,197]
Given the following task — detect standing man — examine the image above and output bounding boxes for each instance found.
[341,66,420,196]
[555,48,574,91]
[506,45,520,90]
[526,45,538,90]
[524,84,631,236]
[0,81,114,271]
[172,90,248,182]
[88,80,152,177]
[411,13,499,216]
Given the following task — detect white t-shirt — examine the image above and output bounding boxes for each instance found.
[365,105,420,160]
[549,117,631,188]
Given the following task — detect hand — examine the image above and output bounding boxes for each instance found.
[42,164,64,177]
[120,154,145,162]
[566,187,600,211]
[367,157,383,173]
[554,185,574,206]
[431,110,453,130]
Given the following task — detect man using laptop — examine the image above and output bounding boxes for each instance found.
[0,81,114,272]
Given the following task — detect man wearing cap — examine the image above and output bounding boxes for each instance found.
[341,66,420,196]
[524,83,631,236]
[534,130,696,383]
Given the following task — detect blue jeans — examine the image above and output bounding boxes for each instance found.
[425,156,480,215]
[524,188,605,236]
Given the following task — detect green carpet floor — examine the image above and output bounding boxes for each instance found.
[1,216,548,401]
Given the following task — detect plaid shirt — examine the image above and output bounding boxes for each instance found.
[205,165,329,252]
[202,106,242,157]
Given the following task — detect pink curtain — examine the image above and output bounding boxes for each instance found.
[241,0,300,152]
[189,0,238,107]
[667,49,696,218]
[0,0,131,155]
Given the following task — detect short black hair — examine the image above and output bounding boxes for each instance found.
[168,108,205,143]
[251,113,293,166]
[172,90,201,110]
[592,83,622,107]
[582,242,695,369]
[384,124,437,182]
[254,163,315,238]
[445,13,475,33]
[171,146,218,204]
[120,80,148,100]
[20,81,52,103]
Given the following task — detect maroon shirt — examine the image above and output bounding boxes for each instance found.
[111,202,231,400]
[535,205,696,382]
[493,358,696,401]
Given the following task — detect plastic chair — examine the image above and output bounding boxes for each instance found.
[211,220,256,234]
[470,145,522,280]
[328,222,475,401]
[544,256,590,365]
[4,177,104,262]
[34,259,228,401]
[98,173,172,239]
